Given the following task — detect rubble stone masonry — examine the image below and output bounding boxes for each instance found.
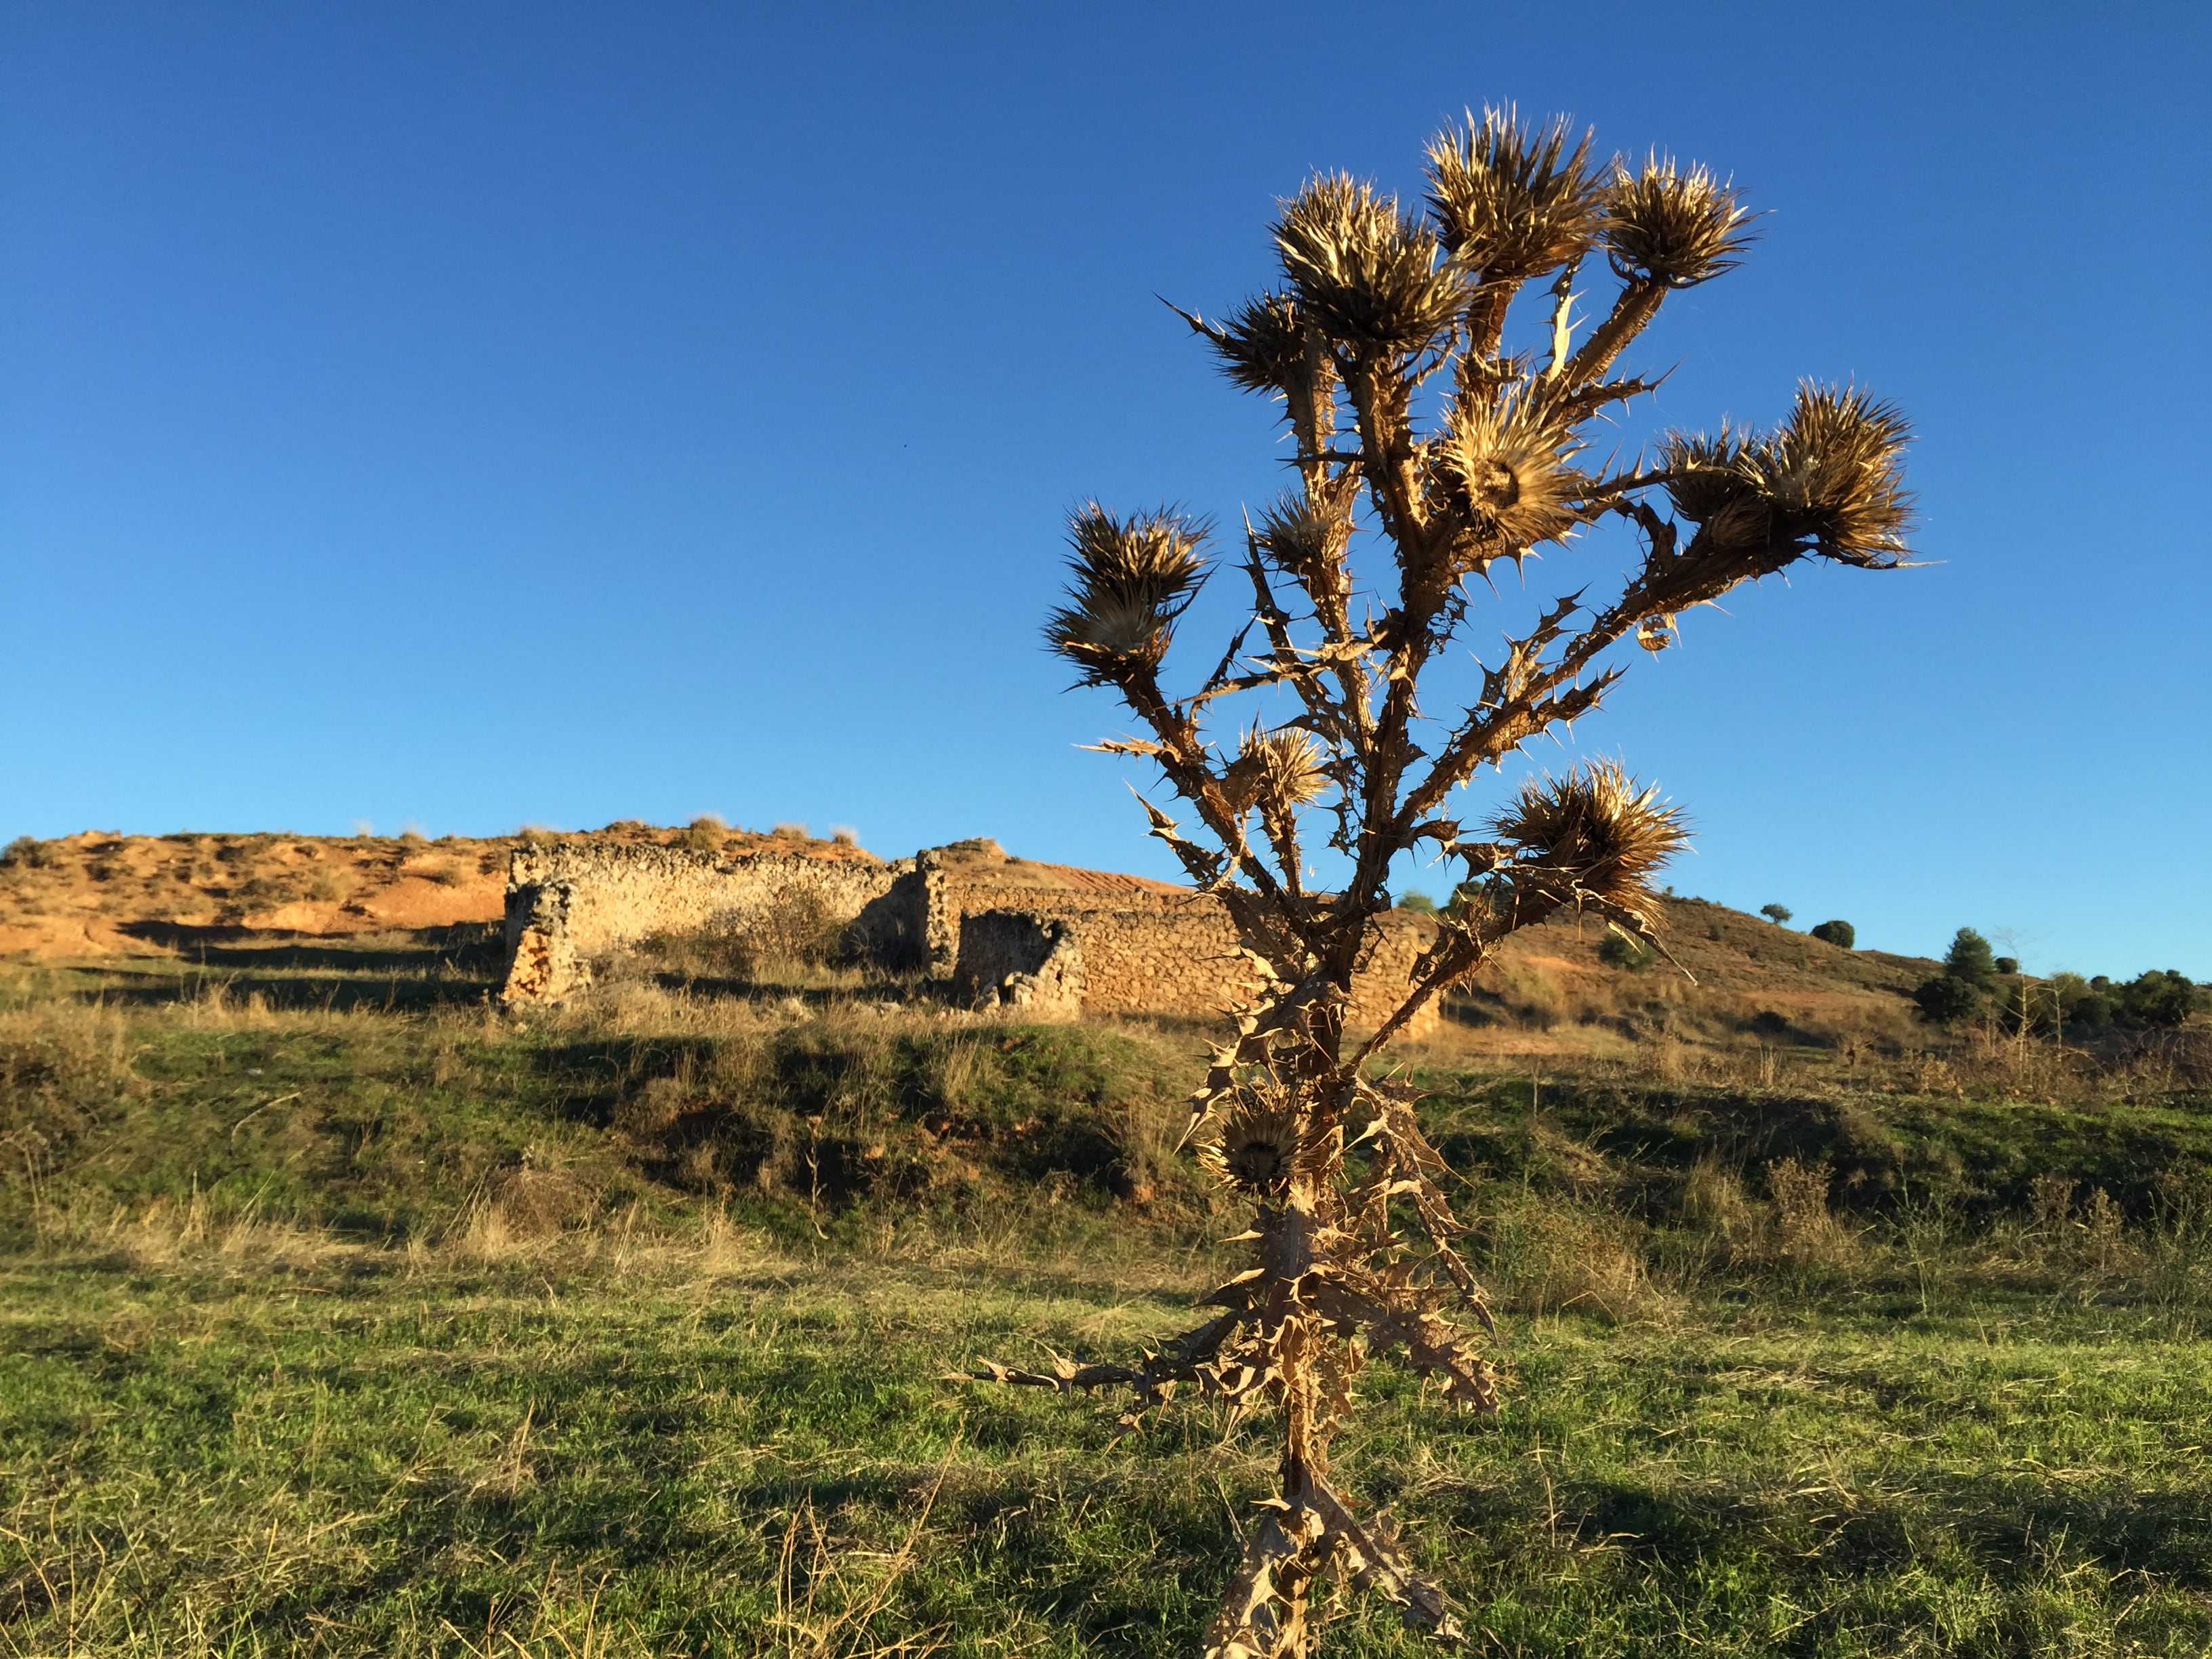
[500,839,1437,1036]
[501,842,912,1003]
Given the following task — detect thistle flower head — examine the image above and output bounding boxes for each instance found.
[1490,762,1687,922]
[1224,722,1328,818]
[1660,424,1771,553]
[1204,291,1312,398]
[1603,156,1754,289]
[1275,174,1467,354]
[1660,386,1912,571]
[1425,105,1603,281]
[1430,388,1584,556]
[1748,383,1914,567]
[1046,505,1210,684]
[1252,493,1350,593]
[1195,1088,1308,1197]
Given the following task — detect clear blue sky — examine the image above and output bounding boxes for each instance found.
[4,3,2207,978]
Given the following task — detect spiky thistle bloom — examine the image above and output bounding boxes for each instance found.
[1275,175,1467,355]
[1603,156,1754,288]
[1256,491,1353,615]
[1045,505,1209,685]
[1659,424,1772,554]
[1428,386,1584,558]
[1202,291,1312,398]
[1225,722,1328,820]
[1747,384,1914,567]
[1195,1087,1309,1197]
[1425,106,1603,282]
[1490,762,1687,925]
[1662,386,1912,572]
[1252,493,1349,588]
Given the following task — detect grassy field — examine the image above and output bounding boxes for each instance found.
[4,937,2211,1656]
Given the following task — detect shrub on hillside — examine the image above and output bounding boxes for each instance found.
[1914,926,1999,1025]
[1760,903,1793,925]
[1,836,52,870]
[1994,956,2020,976]
[1809,919,1855,949]
[2026,969,2199,1032]
[1597,929,1657,972]
[2115,968,2198,1030]
[1914,969,1986,1025]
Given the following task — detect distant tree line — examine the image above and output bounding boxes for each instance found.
[1913,926,2203,1032]
[1408,883,2205,1031]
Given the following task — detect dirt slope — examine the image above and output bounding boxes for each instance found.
[0,826,1940,1044]
[0,822,874,959]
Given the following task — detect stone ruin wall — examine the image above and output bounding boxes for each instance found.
[501,842,919,1003]
[501,841,1438,1036]
[954,909,1087,1019]
[949,888,1437,1036]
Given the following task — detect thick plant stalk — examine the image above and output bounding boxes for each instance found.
[987,106,1911,1656]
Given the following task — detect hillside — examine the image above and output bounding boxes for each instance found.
[0,821,872,958]
[3,894,2209,1654]
[3,830,2209,1654]
[0,826,1942,1044]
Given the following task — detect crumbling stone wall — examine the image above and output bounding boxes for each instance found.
[954,909,1086,1019]
[937,886,1435,1036]
[501,839,1437,1035]
[501,842,912,1003]
[502,879,581,1007]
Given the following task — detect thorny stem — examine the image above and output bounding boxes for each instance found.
[1000,115,1908,1658]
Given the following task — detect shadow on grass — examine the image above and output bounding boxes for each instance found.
[66,925,506,1012]
[1433,1466,2212,1600]
[86,972,497,1013]
[119,920,504,973]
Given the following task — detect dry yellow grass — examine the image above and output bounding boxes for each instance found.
[0,821,877,961]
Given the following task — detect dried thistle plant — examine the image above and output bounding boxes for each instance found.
[969,106,1912,1657]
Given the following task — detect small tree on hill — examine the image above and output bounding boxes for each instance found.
[1946,926,1996,989]
[1761,903,1793,925]
[972,107,1912,1655]
[1915,926,1997,1025]
[1809,918,1854,949]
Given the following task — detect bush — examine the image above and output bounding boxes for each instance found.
[1597,930,1656,972]
[1911,928,2000,1026]
[1760,903,1793,925]
[1,836,52,870]
[2114,968,2197,1030]
[1994,956,2020,976]
[1396,890,1439,916]
[1913,971,1984,1025]
[2049,973,2118,1028]
[2037,969,2198,1031]
[1809,919,1855,949]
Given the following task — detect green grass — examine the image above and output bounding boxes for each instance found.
[3,937,2211,1654]
[5,1245,2209,1656]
